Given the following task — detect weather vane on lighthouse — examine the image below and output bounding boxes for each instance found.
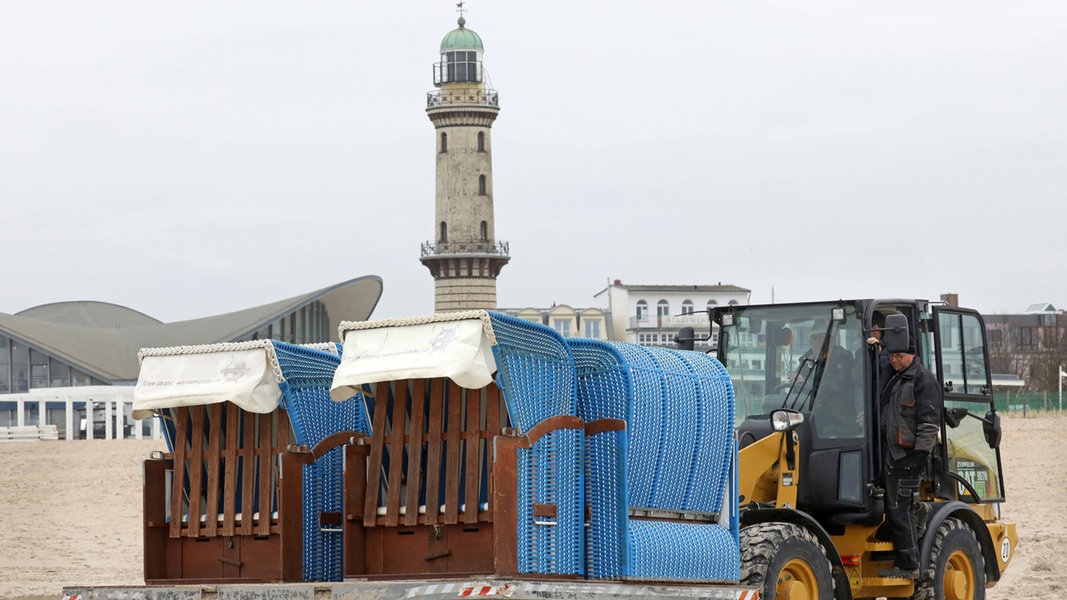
[456,2,465,17]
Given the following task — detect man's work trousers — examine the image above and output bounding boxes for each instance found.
[884,453,924,570]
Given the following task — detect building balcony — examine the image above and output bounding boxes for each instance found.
[420,239,510,258]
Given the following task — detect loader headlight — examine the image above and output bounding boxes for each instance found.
[770,409,805,432]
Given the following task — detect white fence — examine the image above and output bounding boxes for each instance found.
[0,424,59,442]
[0,386,163,441]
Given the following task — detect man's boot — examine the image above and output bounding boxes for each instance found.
[878,547,919,579]
[878,565,920,579]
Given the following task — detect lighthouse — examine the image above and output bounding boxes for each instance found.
[420,12,509,312]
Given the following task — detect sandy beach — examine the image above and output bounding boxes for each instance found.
[0,415,1063,599]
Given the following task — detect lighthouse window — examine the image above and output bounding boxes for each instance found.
[478,175,487,195]
[480,221,488,240]
[477,131,485,152]
[443,51,480,83]
[440,132,447,153]
[440,222,448,242]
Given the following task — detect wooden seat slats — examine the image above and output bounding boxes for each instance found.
[345,377,508,576]
[163,405,288,539]
[361,378,503,528]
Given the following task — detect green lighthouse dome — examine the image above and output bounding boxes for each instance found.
[440,16,483,51]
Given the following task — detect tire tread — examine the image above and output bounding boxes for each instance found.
[740,522,834,599]
[912,517,986,600]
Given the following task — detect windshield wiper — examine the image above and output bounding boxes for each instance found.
[781,321,837,412]
[781,356,816,411]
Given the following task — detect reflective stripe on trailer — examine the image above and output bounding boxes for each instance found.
[406,583,515,598]
[459,584,515,597]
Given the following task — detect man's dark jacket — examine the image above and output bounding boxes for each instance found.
[881,358,942,462]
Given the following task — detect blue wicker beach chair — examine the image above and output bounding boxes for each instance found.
[331,311,585,577]
[567,340,739,581]
[136,340,367,583]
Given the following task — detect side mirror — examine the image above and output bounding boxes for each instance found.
[983,410,1002,449]
[884,314,910,353]
[778,326,795,346]
[675,327,695,351]
[945,407,968,428]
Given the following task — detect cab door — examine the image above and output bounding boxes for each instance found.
[931,307,1006,502]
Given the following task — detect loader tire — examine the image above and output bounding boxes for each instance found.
[740,522,834,600]
[912,518,985,600]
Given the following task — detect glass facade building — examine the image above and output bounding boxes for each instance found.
[0,334,105,394]
[241,301,331,345]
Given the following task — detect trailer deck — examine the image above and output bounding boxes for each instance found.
[64,578,758,600]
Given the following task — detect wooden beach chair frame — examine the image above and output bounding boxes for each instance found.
[138,341,367,583]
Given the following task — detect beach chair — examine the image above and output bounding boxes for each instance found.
[137,340,367,583]
[330,310,585,578]
[566,340,740,581]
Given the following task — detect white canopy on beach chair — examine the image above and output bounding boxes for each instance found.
[330,310,498,401]
[132,341,288,420]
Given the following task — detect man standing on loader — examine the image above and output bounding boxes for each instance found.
[879,340,943,579]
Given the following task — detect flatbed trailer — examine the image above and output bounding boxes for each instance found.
[63,578,759,600]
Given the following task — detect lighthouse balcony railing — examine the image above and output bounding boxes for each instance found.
[421,240,510,257]
[426,89,500,109]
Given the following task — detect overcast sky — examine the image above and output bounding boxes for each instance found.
[2,1,1065,323]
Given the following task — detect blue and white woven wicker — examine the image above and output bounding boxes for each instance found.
[567,339,739,582]
[567,339,631,579]
[487,312,585,576]
[272,341,368,582]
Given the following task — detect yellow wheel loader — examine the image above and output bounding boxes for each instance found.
[704,299,1016,600]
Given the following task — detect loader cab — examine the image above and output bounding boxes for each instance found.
[714,299,1005,529]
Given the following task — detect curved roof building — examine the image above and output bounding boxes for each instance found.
[0,275,383,392]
